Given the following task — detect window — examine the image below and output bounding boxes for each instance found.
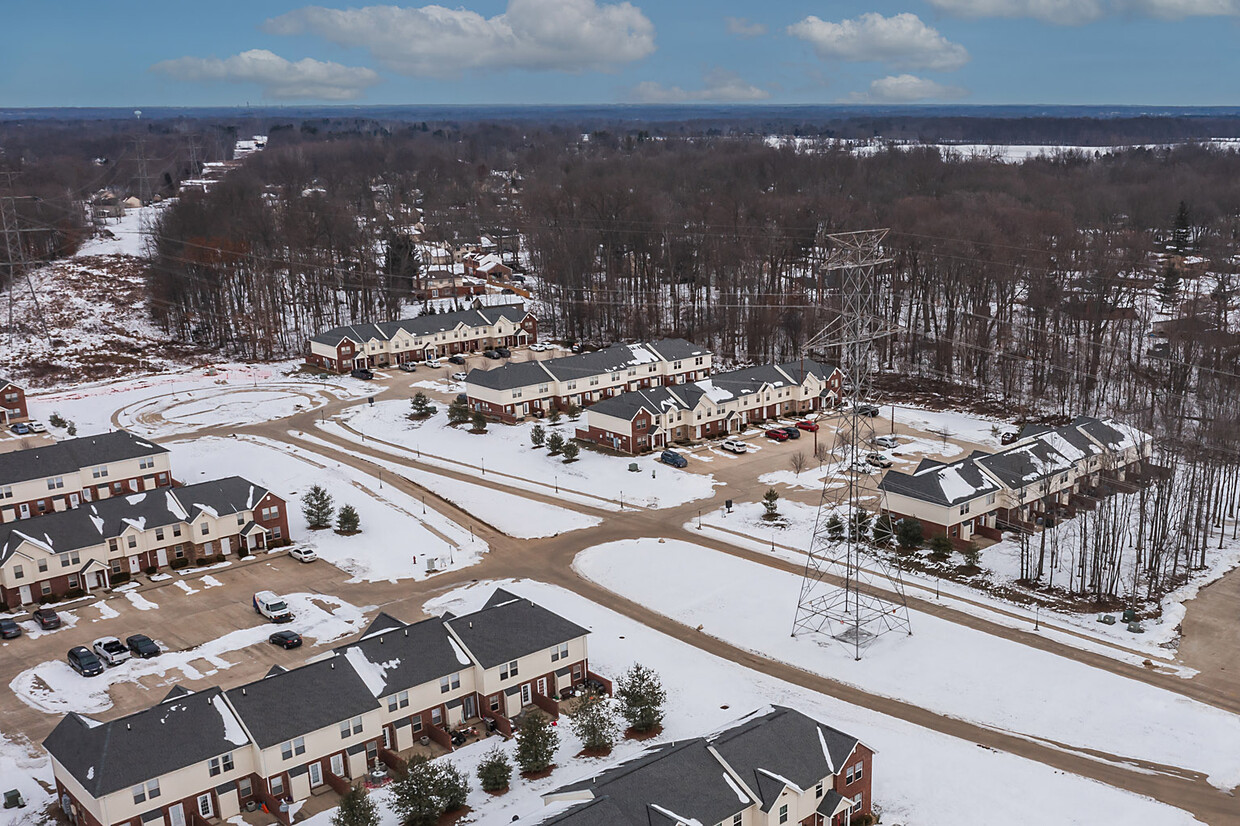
[237,513,245,526]
[92,466,108,479]
[500,660,518,680]
[987,493,997,505]
[412,716,423,733]
[566,381,577,390]
[489,695,500,712]
[111,561,122,575]
[779,804,788,824]
[174,545,185,559]
[173,525,182,537]
[572,664,583,680]
[200,523,210,536]
[270,776,284,796]
[512,388,522,399]
[59,553,71,568]
[238,778,252,798]
[851,762,863,783]
[47,476,64,490]
[68,574,79,589]
[551,642,569,662]
[281,737,306,759]
[41,582,51,596]
[140,456,156,470]
[155,527,165,541]
[733,815,743,826]
[12,565,22,580]
[440,672,460,693]
[127,535,137,549]
[431,707,443,726]
[208,752,234,776]
[131,785,146,805]
[387,690,410,711]
[262,506,279,520]
[960,501,970,515]
[0,486,10,499]
[852,793,863,809]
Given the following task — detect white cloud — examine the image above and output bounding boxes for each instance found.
[629,69,771,103]
[725,16,767,37]
[787,12,969,71]
[927,0,1238,23]
[265,0,655,77]
[151,49,380,100]
[859,74,969,102]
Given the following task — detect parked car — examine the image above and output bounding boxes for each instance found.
[780,426,801,440]
[9,422,30,435]
[511,273,526,282]
[872,434,900,449]
[32,608,60,630]
[501,288,516,295]
[659,450,688,468]
[0,618,21,639]
[483,349,501,359]
[529,342,547,352]
[398,362,417,373]
[720,438,748,454]
[865,452,894,468]
[125,634,161,658]
[451,371,469,382]
[289,547,317,563]
[496,346,511,357]
[253,591,294,623]
[92,636,131,666]
[425,358,442,368]
[269,630,303,650]
[350,368,374,380]
[28,422,47,433]
[67,646,105,677]
[853,403,881,417]
[764,428,790,442]
[448,354,467,365]
[850,460,876,474]
[1000,430,1021,445]
[795,420,819,432]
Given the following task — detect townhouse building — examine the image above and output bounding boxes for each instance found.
[575,359,844,454]
[880,416,1153,547]
[466,339,712,423]
[541,706,873,826]
[0,377,27,422]
[0,476,289,608]
[44,589,593,826]
[0,431,172,523]
[305,305,536,373]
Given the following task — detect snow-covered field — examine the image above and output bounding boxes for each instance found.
[9,592,369,716]
[322,401,722,510]
[290,578,1199,826]
[575,538,1240,792]
[171,436,484,582]
[0,730,52,826]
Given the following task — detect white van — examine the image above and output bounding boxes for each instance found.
[253,591,294,623]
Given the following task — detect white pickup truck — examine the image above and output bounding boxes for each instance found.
[253,591,294,623]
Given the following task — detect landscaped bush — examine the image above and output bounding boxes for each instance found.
[38,593,62,604]
[63,587,85,600]
[144,566,158,576]
[169,558,190,570]
[110,570,131,584]
[195,557,211,567]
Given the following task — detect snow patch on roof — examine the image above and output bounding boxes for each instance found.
[165,491,188,521]
[344,646,388,697]
[932,465,983,503]
[88,514,105,535]
[210,694,249,746]
[698,379,733,403]
[125,493,146,505]
[448,636,472,666]
[723,771,750,804]
[193,504,219,518]
[122,517,147,532]
[817,726,837,774]
[756,766,803,794]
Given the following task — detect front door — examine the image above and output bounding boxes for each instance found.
[156,548,167,567]
[330,753,345,778]
[308,762,323,788]
[221,537,231,555]
[69,493,79,508]
[18,503,29,519]
[463,695,476,719]
[128,556,139,574]
[168,803,185,826]
[520,683,531,706]
[196,793,213,820]
[18,585,31,605]
[536,677,547,697]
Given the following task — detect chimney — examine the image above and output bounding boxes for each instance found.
[469,622,473,629]
[242,688,247,695]
[126,723,131,731]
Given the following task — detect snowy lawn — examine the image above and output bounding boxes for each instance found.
[322,401,722,510]
[291,579,1199,826]
[8,592,369,716]
[892,404,1007,447]
[574,539,1240,792]
[169,436,484,582]
[0,730,53,826]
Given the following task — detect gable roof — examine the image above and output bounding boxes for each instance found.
[466,339,710,392]
[333,615,473,696]
[43,687,250,798]
[310,305,532,347]
[879,455,1002,507]
[0,430,166,487]
[445,588,589,669]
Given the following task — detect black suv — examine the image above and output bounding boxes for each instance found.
[495,346,511,358]
[126,634,161,658]
[483,349,501,359]
[0,618,21,639]
[350,367,375,380]
[33,608,61,630]
[67,646,105,677]
[448,354,467,365]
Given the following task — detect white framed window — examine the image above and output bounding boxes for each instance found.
[270,776,284,796]
[500,660,519,680]
[551,642,569,662]
[200,523,210,536]
[0,486,10,499]
[852,761,863,782]
[92,466,108,479]
[208,752,234,776]
[388,690,410,711]
[431,707,442,725]
[440,672,460,693]
[155,527,165,541]
[47,477,64,490]
[779,804,788,824]
[140,456,156,470]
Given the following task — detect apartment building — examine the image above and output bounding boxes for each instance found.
[0,430,172,523]
[466,339,711,423]
[0,378,27,422]
[541,706,874,826]
[44,589,593,826]
[575,359,844,454]
[0,476,288,608]
[879,416,1153,547]
[305,304,536,373]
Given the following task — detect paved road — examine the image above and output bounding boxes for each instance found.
[36,373,1227,824]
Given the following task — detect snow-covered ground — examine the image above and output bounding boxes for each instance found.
[575,538,1240,792]
[9,592,368,716]
[0,730,53,826]
[170,436,484,582]
[322,401,722,510]
[294,433,601,539]
[292,578,1198,826]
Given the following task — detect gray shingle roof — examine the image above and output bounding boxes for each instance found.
[43,687,250,797]
[333,616,473,695]
[878,456,1001,507]
[446,588,589,669]
[466,339,709,392]
[225,657,381,748]
[0,430,166,487]
[310,305,531,347]
[465,359,553,391]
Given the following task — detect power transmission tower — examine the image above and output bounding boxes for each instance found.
[134,137,154,243]
[792,229,911,660]
[0,172,52,344]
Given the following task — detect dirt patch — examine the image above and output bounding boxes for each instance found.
[518,766,556,780]
[623,725,663,741]
[437,806,472,826]
[574,746,614,758]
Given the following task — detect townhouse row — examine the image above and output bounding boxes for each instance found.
[879,416,1154,547]
[0,474,289,608]
[574,359,845,454]
[305,304,537,373]
[45,589,594,826]
[541,705,874,826]
[0,430,173,523]
[464,338,713,423]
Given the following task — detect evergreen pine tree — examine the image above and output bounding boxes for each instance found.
[302,484,334,530]
[827,514,845,541]
[530,423,546,447]
[848,507,871,541]
[436,762,469,812]
[961,541,981,570]
[567,694,621,753]
[470,410,487,432]
[476,745,513,792]
[331,785,378,826]
[1172,200,1191,255]
[561,441,580,462]
[762,488,780,521]
[566,403,581,421]
[409,392,436,420]
[336,504,361,534]
[1156,264,1181,307]
[515,711,558,775]
[546,431,565,455]
[872,513,895,545]
[389,758,441,826]
[928,535,954,562]
[447,398,470,425]
[896,518,923,552]
[549,408,563,425]
[616,663,666,733]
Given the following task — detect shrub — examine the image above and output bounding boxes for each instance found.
[408,392,436,420]
[616,663,666,733]
[872,514,895,545]
[110,570,131,583]
[546,431,565,455]
[895,518,924,552]
[470,410,487,432]
[762,488,780,521]
[169,559,189,570]
[961,541,981,569]
[928,535,954,562]
[48,412,67,428]
[330,785,379,826]
[63,587,86,600]
[515,711,558,775]
[567,694,621,753]
[302,485,334,530]
[447,398,470,426]
[38,593,61,605]
[476,745,512,792]
[336,504,361,534]
[195,557,211,567]
[66,422,77,436]
[530,423,546,447]
[561,441,580,463]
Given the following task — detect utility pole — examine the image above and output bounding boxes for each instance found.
[0,171,52,344]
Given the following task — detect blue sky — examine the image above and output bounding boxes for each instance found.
[3,0,1239,107]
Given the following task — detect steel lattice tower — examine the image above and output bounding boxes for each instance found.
[792,229,912,659]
